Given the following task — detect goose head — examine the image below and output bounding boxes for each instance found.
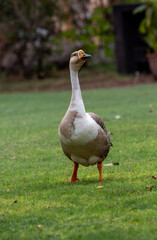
[70,50,91,72]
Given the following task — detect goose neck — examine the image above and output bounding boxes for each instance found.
[70,67,80,91]
[69,66,86,115]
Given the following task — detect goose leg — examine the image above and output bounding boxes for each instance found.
[97,162,103,182]
[66,162,80,182]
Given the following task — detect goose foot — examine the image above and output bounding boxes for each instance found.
[97,162,103,182]
[99,177,103,182]
[66,163,80,183]
[66,178,80,183]
[76,178,80,181]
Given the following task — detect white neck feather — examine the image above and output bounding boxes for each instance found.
[69,66,86,116]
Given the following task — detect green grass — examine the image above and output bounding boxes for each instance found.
[0,84,157,240]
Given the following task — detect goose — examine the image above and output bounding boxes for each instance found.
[59,50,112,182]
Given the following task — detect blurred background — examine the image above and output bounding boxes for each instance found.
[0,0,156,90]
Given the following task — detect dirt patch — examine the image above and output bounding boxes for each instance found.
[49,73,156,91]
[0,69,156,93]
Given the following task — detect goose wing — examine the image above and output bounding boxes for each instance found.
[88,112,113,146]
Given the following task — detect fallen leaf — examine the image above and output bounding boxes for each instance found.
[150,176,156,180]
[113,162,119,165]
[37,224,42,228]
[109,131,113,135]
[7,189,10,192]
[91,171,93,174]
[149,109,153,113]
[146,185,154,191]
[103,162,119,167]
[149,104,153,107]
[96,186,103,189]
[118,149,122,153]
[104,163,113,166]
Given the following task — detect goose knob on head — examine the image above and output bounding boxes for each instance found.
[59,50,112,182]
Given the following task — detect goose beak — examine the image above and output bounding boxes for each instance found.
[81,53,92,60]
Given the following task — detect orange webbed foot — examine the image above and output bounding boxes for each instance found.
[99,177,103,182]
[65,177,80,183]
[97,162,103,182]
[66,163,80,183]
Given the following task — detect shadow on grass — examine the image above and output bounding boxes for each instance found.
[2,172,152,201]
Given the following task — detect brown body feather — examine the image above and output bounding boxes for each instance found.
[59,112,111,166]
[88,112,113,146]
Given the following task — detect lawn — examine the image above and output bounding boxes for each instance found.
[0,84,157,240]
